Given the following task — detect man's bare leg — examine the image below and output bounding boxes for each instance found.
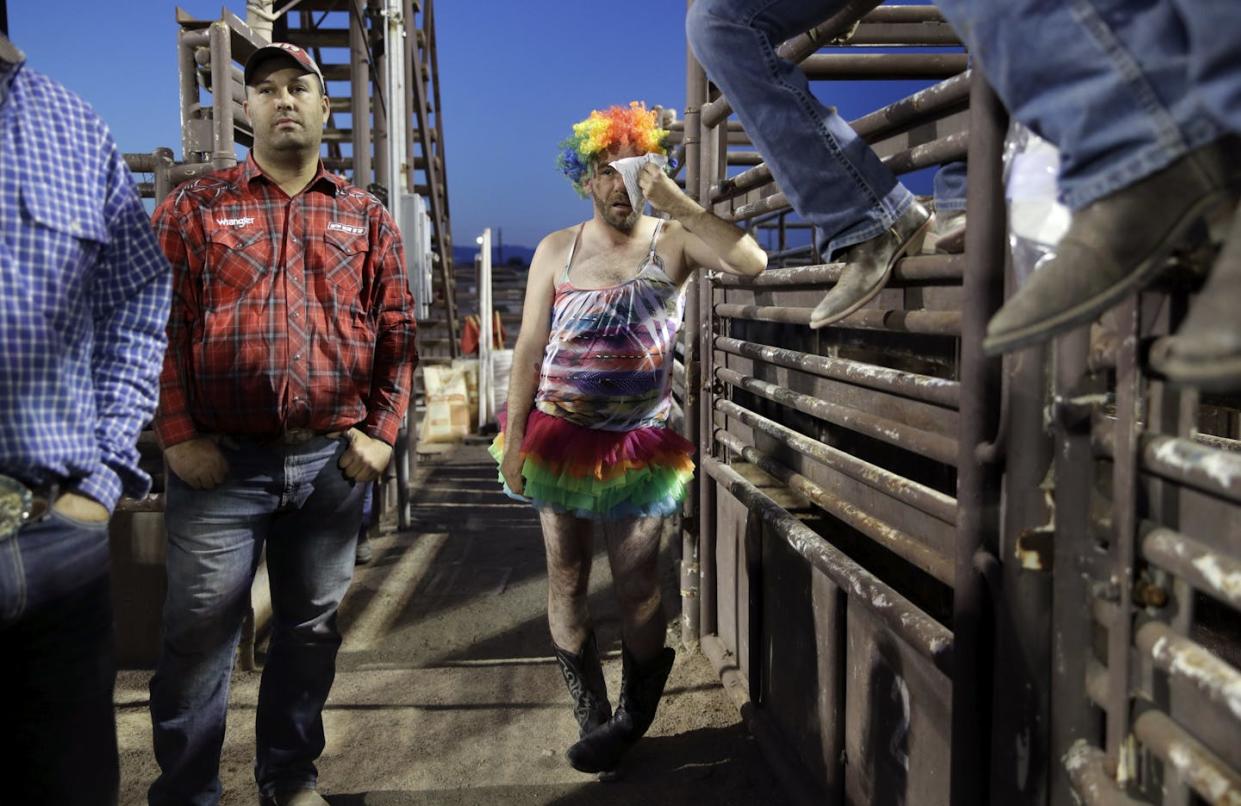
[538,509,594,650]
[567,516,676,774]
[601,516,666,662]
[540,509,612,742]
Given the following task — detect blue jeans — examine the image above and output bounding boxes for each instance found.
[687,0,919,259]
[934,0,1235,209]
[934,161,969,212]
[148,436,364,805]
[0,510,118,806]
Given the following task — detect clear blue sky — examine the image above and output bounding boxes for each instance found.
[9,0,938,249]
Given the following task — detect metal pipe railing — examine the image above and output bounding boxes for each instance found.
[713,254,964,287]
[1142,526,1241,610]
[349,0,372,187]
[208,22,237,170]
[852,70,971,141]
[714,337,960,408]
[726,131,967,215]
[1136,621,1241,727]
[714,302,961,337]
[800,52,968,80]
[1099,428,1241,507]
[948,72,1007,806]
[717,430,954,584]
[703,457,953,673]
[681,0,707,649]
[1063,741,1146,806]
[1132,710,1241,805]
[716,367,958,465]
[715,399,957,524]
[700,0,884,127]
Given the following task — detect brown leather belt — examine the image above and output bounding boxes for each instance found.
[224,429,346,448]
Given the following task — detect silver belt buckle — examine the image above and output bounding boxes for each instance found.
[0,474,34,541]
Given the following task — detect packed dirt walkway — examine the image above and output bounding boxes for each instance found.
[115,443,787,805]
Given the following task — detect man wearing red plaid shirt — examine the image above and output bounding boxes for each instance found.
[147,43,416,806]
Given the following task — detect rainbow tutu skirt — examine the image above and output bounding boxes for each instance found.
[489,409,695,520]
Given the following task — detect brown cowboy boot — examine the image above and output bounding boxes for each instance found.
[1150,198,1241,392]
[809,201,931,328]
[983,139,1238,356]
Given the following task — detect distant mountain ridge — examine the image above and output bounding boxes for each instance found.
[451,244,536,267]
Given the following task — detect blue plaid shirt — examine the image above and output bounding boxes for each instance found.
[0,54,171,511]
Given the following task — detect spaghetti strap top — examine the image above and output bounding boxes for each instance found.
[535,219,685,431]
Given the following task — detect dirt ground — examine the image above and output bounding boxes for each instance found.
[115,443,787,805]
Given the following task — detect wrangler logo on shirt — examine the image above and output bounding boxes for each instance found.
[327,221,365,235]
[216,216,255,227]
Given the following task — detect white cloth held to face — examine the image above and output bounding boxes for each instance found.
[609,153,669,213]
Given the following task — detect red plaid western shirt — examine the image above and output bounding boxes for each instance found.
[152,156,417,447]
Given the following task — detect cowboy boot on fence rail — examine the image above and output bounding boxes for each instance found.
[566,643,676,774]
[809,200,932,329]
[983,139,1240,356]
[1150,198,1241,392]
[552,631,612,739]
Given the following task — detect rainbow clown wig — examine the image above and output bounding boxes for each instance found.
[557,101,671,196]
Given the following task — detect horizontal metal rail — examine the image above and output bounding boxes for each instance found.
[852,70,971,141]
[726,151,764,166]
[763,244,817,262]
[703,456,953,673]
[713,254,964,288]
[857,4,945,23]
[715,336,960,408]
[1132,709,1241,805]
[1141,526,1241,610]
[715,302,962,337]
[1195,431,1241,453]
[1136,621,1241,726]
[716,399,957,524]
[1063,740,1145,805]
[717,128,967,204]
[701,0,885,128]
[728,132,967,218]
[716,367,958,465]
[717,430,954,584]
[838,20,961,46]
[801,53,969,80]
[1094,425,1241,506]
[712,72,969,204]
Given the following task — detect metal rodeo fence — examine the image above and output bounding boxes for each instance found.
[671,3,1241,805]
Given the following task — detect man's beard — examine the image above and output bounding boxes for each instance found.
[594,192,639,231]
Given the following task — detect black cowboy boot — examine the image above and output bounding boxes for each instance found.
[552,631,612,738]
[566,643,676,773]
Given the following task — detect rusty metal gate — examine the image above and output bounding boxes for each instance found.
[671,3,1241,805]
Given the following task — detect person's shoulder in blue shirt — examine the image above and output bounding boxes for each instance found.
[0,38,171,513]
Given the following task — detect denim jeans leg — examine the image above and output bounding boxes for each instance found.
[933,161,968,212]
[0,515,117,806]
[1172,0,1241,134]
[686,0,914,258]
[149,463,273,806]
[934,0,1221,209]
[255,437,364,796]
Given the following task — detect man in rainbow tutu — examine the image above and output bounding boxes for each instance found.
[491,102,767,774]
